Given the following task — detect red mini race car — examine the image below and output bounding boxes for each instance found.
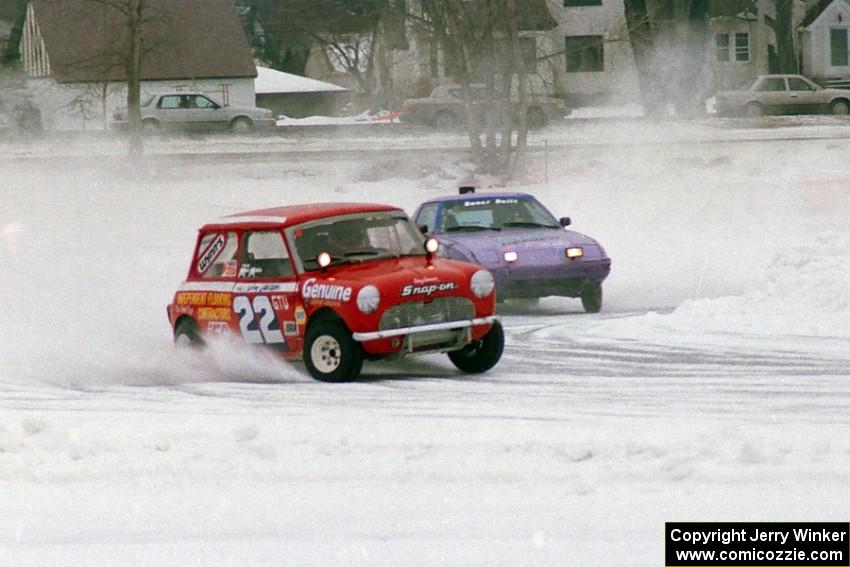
[167,203,503,382]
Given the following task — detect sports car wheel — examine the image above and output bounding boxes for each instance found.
[448,320,504,374]
[744,102,763,118]
[174,318,204,348]
[580,283,603,314]
[304,320,363,382]
[831,100,850,115]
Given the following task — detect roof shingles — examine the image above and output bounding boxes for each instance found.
[32,0,255,83]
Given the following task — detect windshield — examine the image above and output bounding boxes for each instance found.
[438,197,560,233]
[290,212,426,271]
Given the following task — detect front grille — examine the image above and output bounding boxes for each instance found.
[379,297,475,331]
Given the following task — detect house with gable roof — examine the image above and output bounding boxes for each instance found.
[799,0,850,85]
[18,0,257,129]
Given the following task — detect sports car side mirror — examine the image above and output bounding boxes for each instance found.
[418,224,429,235]
[559,217,571,227]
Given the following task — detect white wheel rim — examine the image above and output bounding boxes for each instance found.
[311,335,342,373]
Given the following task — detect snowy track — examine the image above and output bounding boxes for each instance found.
[3,125,850,566]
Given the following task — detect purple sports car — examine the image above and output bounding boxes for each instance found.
[412,188,611,312]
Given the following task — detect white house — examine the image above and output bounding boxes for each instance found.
[799,0,850,84]
[19,0,258,130]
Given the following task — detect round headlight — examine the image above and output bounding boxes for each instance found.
[425,237,440,254]
[356,285,380,314]
[470,269,494,298]
[317,251,332,268]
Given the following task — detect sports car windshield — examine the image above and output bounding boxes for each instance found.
[439,197,560,233]
[290,212,426,271]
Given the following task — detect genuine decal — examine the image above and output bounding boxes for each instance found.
[197,234,226,273]
[301,278,353,302]
[401,281,459,297]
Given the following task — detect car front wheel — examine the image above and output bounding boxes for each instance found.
[142,119,161,135]
[580,283,603,313]
[744,102,763,118]
[831,100,850,115]
[448,320,504,374]
[304,320,363,382]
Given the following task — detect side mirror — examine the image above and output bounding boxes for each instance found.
[418,224,429,235]
[559,217,571,227]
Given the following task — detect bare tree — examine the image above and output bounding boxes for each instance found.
[417,0,535,175]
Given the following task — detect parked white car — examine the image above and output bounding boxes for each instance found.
[113,92,275,134]
[715,74,850,117]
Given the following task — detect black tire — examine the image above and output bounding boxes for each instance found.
[174,318,204,348]
[304,320,363,382]
[744,102,763,118]
[448,320,504,374]
[831,99,850,115]
[527,106,547,129]
[230,116,255,133]
[435,111,458,129]
[142,119,161,135]
[580,283,603,314]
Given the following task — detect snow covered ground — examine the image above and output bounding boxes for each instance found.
[1,119,849,566]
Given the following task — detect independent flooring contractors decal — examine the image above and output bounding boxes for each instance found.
[665,522,850,566]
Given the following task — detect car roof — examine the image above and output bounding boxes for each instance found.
[200,202,402,231]
[418,191,536,207]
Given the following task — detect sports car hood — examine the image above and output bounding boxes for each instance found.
[439,228,607,265]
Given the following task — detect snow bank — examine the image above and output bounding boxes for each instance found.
[669,231,850,337]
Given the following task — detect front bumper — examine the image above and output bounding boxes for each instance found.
[494,259,611,299]
[352,316,497,342]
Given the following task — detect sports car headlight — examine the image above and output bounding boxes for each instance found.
[356,285,380,314]
[503,251,518,263]
[470,269,495,298]
[566,247,583,260]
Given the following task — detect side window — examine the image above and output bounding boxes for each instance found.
[415,204,439,233]
[196,231,238,278]
[756,78,786,92]
[240,231,294,279]
[788,78,813,91]
[196,96,217,109]
[159,96,181,110]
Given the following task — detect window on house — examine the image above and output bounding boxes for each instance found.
[564,0,602,6]
[831,29,849,66]
[565,36,604,72]
[716,33,730,62]
[735,33,749,62]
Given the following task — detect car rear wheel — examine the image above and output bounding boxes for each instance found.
[304,320,363,382]
[527,107,547,129]
[448,320,504,374]
[831,100,850,115]
[174,318,204,348]
[230,117,255,133]
[580,283,603,314]
[435,111,458,129]
[744,102,763,118]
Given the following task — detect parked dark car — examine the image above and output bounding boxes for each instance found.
[714,74,850,117]
[113,92,275,134]
[400,84,569,129]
